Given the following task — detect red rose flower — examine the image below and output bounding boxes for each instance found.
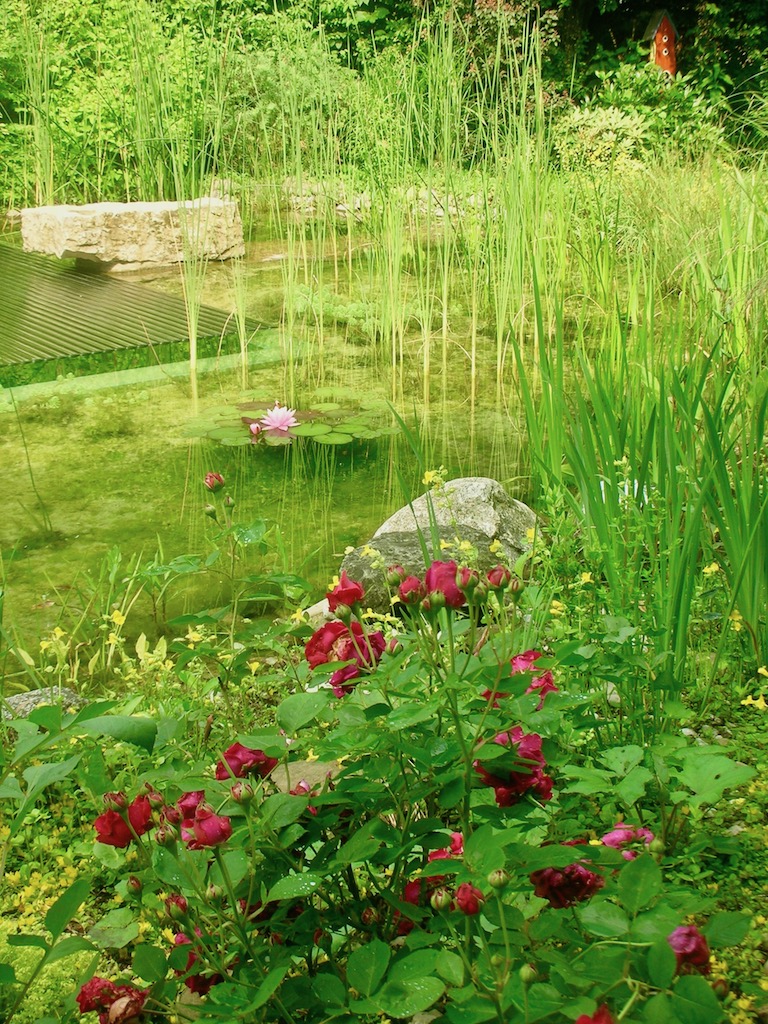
[174,932,223,994]
[127,794,153,836]
[93,810,133,848]
[187,804,232,848]
[474,726,554,805]
[454,882,485,915]
[575,1006,615,1024]
[425,560,466,609]
[76,977,148,1022]
[668,925,711,975]
[305,621,385,674]
[398,575,426,605]
[215,742,278,780]
[428,831,464,862]
[326,570,365,612]
[177,790,205,818]
[530,858,604,908]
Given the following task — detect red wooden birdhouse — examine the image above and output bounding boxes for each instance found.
[642,10,678,76]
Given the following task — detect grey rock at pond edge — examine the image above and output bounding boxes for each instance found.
[340,477,536,613]
[2,686,87,720]
[20,196,245,271]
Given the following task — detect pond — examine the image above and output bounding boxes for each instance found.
[0,233,529,651]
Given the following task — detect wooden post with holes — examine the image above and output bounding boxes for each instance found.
[642,10,678,76]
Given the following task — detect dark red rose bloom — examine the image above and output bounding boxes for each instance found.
[329,663,362,698]
[327,570,365,611]
[165,894,189,919]
[530,860,604,908]
[174,932,223,995]
[305,620,385,673]
[398,575,426,605]
[93,810,133,848]
[455,882,485,915]
[474,726,554,806]
[428,831,464,862]
[177,790,205,818]
[425,560,466,609]
[510,650,559,708]
[76,977,148,1021]
[215,742,278,780]
[204,472,225,492]
[668,925,711,975]
[127,794,153,836]
[186,804,232,849]
[76,977,119,1012]
[486,564,511,589]
[575,1006,615,1024]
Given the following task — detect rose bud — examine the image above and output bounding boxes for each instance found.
[457,567,480,594]
[519,964,538,986]
[203,504,218,520]
[386,565,407,587]
[103,791,128,812]
[455,883,485,915]
[398,576,426,605]
[127,875,143,895]
[165,894,189,920]
[430,888,453,912]
[224,495,235,509]
[231,781,255,804]
[487,869,510,890]
[154,824,177,847]
[486,565,511,590]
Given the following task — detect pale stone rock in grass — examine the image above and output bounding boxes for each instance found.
[20,197,244,271]
[340,477,537,613]
[2,686,87,719]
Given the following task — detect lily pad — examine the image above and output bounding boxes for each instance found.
[313,432,354,445]
[290,423,333,437]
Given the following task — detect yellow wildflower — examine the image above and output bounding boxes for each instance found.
[741,694,767,711]
[53,626,66,639]
[360,545,377,558]
[702,562,720,576]
[161,927,176,945]
[107,632,120,645]
[186,630,202,643]
[489,539,502,554]
[328,575,340,590]
[247,660,261,674]
[422,466,446,488]
[729,609,743,631]
[39,640,51,652]
[580,572,594,584]
[290,608,306,623]
[526,528,536,543]
[439,539,452,551]
[458,540,474,554]
[550,599,566,618]
[110,610,126,626]
[305,749,319,762]
[758,666,768,678]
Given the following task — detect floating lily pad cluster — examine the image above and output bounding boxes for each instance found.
[185,396,399,447]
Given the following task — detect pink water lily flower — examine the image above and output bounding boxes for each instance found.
[260,402,299,434]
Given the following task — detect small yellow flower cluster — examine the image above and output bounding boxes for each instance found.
[550,599,566,618]
[729,609,743,632]
[741,694,767,711]
[110,609,126,627]
[489,539,503,554]
[702,562,721,576]
[422,466,447,488]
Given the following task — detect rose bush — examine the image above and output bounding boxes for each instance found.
[67,563,752,1023]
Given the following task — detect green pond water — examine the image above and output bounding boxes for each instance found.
[0,236,529,650]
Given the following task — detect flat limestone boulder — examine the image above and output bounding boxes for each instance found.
[20,197,245,271]
[340,477,536,613]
